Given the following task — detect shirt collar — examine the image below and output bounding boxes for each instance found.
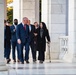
[14,24,16,26]
[22,23,24,26]
[22,23,27,26]
[14,24,17,27]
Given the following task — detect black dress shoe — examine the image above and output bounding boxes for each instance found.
[21,62,24,64]
[17,59,20,63]
[13,60,16,64]
[13,60,16,62]
[33,59,36,63]
[39,61,43,64]
[20,62,24,64]
[7,59,11,64]
[26,60,29,64]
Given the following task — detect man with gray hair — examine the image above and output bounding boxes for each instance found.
[16,17,29,64]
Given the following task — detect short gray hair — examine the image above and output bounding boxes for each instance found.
[23,17,28,20]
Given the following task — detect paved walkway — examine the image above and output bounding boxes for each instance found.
[0,61,76,75]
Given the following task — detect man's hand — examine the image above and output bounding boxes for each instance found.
[17,39,21,44]
[34,33,37,36]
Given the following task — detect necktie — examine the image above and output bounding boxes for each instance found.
[24,25,26,30]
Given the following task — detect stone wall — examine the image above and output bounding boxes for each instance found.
[13,0,39,23]
[22,0,35,23]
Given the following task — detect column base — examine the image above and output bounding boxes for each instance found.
[63,52,73,62]
[0,62,8,71]
[0,66,8,71]
[63,52,76,63]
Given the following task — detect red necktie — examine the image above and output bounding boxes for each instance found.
[24,25,26,30]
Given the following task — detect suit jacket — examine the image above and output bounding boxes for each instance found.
[28,24,35,42]
[4,25,11,48]
[16,23,29,44]
[10,25,17,42]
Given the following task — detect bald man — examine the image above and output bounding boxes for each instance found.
[16,17,30,64]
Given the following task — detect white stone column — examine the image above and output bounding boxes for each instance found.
[42,0,51,28]
[64,0,76,62]
[35,0,39,23]
[42,0,52,32]
[13,0,39,24]
[4,0,7,20]
[13,0,22,23]
[0,0,8,71]
[42,0,48,26]
[47,0,51,33]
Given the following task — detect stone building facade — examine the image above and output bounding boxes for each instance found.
[0,0,76,71]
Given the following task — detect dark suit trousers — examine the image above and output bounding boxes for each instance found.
[4,42,11,59]
[18,42,29,63]
[11,41,20,60]
[30,41,36,61]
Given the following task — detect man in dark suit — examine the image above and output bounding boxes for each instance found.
[27,20,36,63]
[16,17,29,64]
[4,20,11,64]
[10,19,20,63]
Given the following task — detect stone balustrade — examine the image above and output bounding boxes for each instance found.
[59,36,68,60]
